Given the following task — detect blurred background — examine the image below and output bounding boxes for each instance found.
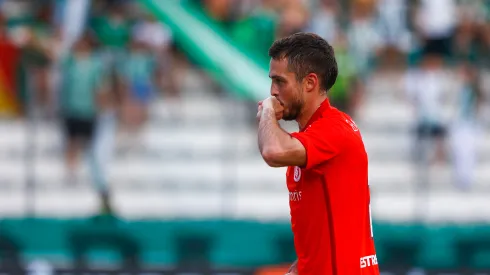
[0,0,489,274]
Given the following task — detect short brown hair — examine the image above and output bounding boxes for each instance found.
[269,32,338,92]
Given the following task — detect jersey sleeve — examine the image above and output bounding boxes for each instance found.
[290,119,345,170]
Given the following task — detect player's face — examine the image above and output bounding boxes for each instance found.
[269,58,304,121]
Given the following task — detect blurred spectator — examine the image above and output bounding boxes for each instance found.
[44,26,63,118]
[230,0,277,62]
[132,14,172,55]
[90,2,131,49]
[59,33,106,184]
[276,1,308,38]
[328,34,362,117]
[90,1,131,80]
[449,63,484,190]
[117,36,158,154]
[452,12,477,64]
[132,14,180,97]
[414,0,457,57]
[307,0,340,43]
[405,51,452,165]
[374,0,411,72]
[201,0,233,27]
[451,0,490,66]
[457,0,488,27]
[16,26,51,116]
[346,0,382,78]
[0,0,33,30]
[376,0,411,53]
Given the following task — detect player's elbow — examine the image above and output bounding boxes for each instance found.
[261,147,284,167]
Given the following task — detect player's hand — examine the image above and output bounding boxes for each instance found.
[261,96,284,120]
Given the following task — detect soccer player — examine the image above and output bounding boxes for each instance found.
[257,33,379,275]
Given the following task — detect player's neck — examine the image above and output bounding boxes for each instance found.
[297,94,328,130]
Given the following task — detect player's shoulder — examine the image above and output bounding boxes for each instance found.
[317,107,360,133]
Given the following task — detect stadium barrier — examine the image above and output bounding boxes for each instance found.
[0,267,490,275]
[1,218,490,270]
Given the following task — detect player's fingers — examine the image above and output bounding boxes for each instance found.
[275,110,284,120]
[272,96,283,106]
[256,109,262,121]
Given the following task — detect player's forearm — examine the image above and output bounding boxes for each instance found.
[258,107,292,167]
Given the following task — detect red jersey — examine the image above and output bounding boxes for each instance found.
[287,98,379,275]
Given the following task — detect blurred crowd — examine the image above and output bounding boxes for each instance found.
[196,0,490,190]
[199,0,489,112]
[0,0,489,194]
[0,0,183,196]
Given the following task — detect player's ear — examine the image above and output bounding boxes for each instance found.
[304,73,318,93]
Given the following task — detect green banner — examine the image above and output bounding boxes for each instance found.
[141,0,270,101]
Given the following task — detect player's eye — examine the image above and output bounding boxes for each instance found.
[274,79,284,85]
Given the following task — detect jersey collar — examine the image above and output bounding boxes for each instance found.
[300,97,331,132]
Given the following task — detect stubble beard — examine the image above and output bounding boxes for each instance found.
[282,95,303,121]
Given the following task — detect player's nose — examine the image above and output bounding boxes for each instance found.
[270,87,279,97]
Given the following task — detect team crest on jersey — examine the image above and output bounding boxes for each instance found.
[294,166,301,182]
